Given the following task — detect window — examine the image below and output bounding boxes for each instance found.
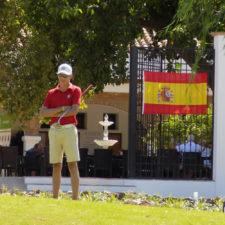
[103,113,118,130]
[77,113,86,129]
[40,123,50,129]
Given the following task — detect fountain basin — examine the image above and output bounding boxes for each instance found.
[99,121,114,127]
[94,139,118,149]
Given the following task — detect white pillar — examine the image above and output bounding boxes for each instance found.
[22,135,41,155]
[211,32,225,196]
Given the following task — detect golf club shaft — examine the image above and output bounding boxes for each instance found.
[81,84,93,96]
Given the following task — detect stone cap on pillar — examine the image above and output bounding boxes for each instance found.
[211,32,225,37]
[22,135,41,153]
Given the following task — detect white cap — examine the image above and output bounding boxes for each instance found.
[57,63,72,76]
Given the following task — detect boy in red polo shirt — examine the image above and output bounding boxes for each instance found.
[40,63,81,200]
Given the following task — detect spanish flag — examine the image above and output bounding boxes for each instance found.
[143,71,207,114]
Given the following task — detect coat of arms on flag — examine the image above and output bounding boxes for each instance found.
[158,87,173,103]
[143,71,207,114]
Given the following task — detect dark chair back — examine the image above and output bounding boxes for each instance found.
[24,149,44,176]
[138,155,157,177]
[157,149,180,178]
[183,152,202,166]
[1,146,18,176]
[78,148,88,177]
[24,150,37,175]
[62,154,69,177]
[39,147,52,176]
[183,152,202,178]
[94,149,112,177]
[0,147,2,170]
[122,150,128,177]
[0,146,2,169]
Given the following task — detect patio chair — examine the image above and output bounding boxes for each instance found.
[78,148,88,177]
[24,149,44,176]
[0,147,2,174]
[39,147,52,176]
[138,155,157,178]
[61,154,70,177]
[1,146,19,176]
[182,152,203,178]
[94,149,112,177]
[156,149,180,178]
[122,150,128,178]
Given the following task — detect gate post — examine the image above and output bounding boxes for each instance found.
[211,32,225,196]
[128,46,138,178]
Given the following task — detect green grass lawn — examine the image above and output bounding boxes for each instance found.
[0,195,225,225]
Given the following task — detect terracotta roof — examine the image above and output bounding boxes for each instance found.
[128,27,168,51]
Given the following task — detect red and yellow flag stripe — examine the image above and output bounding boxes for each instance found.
[143,71,207,114]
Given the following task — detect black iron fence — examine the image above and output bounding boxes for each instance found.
[128,46,214,180]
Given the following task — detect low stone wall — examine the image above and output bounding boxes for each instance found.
[0,177,26,191]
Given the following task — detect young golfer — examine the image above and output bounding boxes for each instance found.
[40,63,81,200]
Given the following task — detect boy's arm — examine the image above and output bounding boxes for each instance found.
[62,104,80,117]
[39,106,65,118]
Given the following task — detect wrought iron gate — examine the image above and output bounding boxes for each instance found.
[128,46,214,180]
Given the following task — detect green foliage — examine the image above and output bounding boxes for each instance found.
[144,105,213,149]
[164,105,212,146]
[3,0,221,126]
[1,194,225,225]
[0,189,224,213]
[166,0,225,48]
[0,0,178,123]
[19,0,143,89]
[0,34,56,122]
[164,1,225,90]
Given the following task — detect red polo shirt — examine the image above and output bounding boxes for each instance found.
[43,83,81,125]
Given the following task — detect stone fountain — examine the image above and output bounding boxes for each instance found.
[94,114,118,149]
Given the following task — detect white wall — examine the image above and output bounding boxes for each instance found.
[25,177,216,198]
[103,83,129,93]
[130,180,216,198]
[79,104,128,154]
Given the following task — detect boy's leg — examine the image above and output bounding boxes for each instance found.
[52,163,62,199]
[68,162,80,200]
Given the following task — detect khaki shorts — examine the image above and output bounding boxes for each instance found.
[49,124,80,164]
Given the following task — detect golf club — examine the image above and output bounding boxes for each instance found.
[56,84,94,126]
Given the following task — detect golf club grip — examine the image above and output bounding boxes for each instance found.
[81,84,93,96]
[57,107,71,124]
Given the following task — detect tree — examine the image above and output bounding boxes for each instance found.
[0,0,40,122]
[0,0,178,122]
[165,0,225,89]
[1,0,223,123]
[143,105,213,151]
[166,0,225,47]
